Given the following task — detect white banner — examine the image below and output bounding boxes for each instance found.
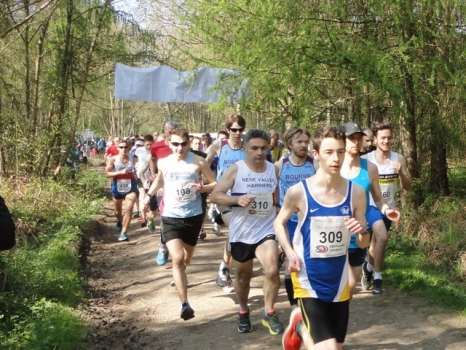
[114,63,248,103]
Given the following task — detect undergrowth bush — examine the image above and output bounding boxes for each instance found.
[0,167,107,349]
[386,194,466,312]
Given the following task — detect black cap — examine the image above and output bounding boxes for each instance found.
[341,122,366,136]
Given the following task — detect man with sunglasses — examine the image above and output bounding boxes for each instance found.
[148,120,180,265]
[105,140,138,242]
[147,129,217,320]
[206,114,247,292]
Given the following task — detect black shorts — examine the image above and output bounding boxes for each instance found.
[230,234,276,263]
[113,189,138,201]
[348,248,367,267]
[149,195,159,211]
[300,297,349,344]
[162,214,204,247]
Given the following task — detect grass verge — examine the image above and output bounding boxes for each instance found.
[384,194,466,316]
[0,166,107,349]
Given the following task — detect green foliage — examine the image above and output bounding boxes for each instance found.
[386,193,466,313]
[0,171,107,349]
[0,299,87,350]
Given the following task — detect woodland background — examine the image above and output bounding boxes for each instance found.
[2,0,466,201]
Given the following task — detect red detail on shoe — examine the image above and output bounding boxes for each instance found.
[282,309,303,350]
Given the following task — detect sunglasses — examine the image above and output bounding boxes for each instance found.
[171,141,188,147]
[230,127,245,133]
[119,146,128,149]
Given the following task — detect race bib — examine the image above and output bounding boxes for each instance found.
[175,185,196,203]
[310,216,350,258]
[117,179,131,194]
[245,192,273,219]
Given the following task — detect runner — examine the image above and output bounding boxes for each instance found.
[147,128,217,320]
[211,129,284,335]
[360,127,376,155]
[206,114,247,291]
[269,130,284,162]
[130,139,144,218]
[362,123,411,294]
[106,136,120,160]
[105,139,138,242]
[276,126,369,350]
[148,120,180,265]
[275,127,316,308]
[340,122,400,298]
[133,135,154,228]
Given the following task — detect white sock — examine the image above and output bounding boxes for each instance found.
[220,261,228,271]
[374,272,383,280]
[366,262,374,272]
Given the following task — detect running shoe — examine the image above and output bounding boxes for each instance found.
[180,302,195,321]
[118,232,129,242]
[116,221,122,232]
[282,307,303,350]
[140,217,147,227]
[212,223,221,235]
[372,279,384,295]
[156,244,169,265]
[262,309,284,335]
[198,230,206,240]
[216,267,230,287]
[132,211,140,218]
[238,309,253,333]
[147,220,156,233]
[361,261,373,290]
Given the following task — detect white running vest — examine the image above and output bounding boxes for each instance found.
[162,153,202,218]
[229,160,277,244]
[367,151,399,208]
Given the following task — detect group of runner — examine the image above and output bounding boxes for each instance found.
[104,115,411,350]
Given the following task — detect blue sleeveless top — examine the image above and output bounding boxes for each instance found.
[279,153,316,223]
[292,179,353,302]
[216,139,246,181]
[342,159,370,249]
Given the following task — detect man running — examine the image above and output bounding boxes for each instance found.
[275,127,316,308]
[362,123,411,294]
[148,120,180,265]
[211,129,284,335]
[148,128,217,320]
[133,135,154,227]
[276,126,369,350]
[105,139,138,242]
[206,114,247,290]
[340,122,400,297]
[360,128,376,155]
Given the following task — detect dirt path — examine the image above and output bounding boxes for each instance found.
[80,204,466,350]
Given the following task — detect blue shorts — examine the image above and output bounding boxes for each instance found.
[111,179,138,200]
[366,205,383,228]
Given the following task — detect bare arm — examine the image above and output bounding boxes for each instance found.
[396,154,412,191]
[149,156,158,178]
[368,162,401,222]
[104,157,122,178]
[147,160,165,197]
[205,139,221,166]
[274,161,282,206]
[210,165,256,207]
[190,156,218,194]
[274,184,303,272]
